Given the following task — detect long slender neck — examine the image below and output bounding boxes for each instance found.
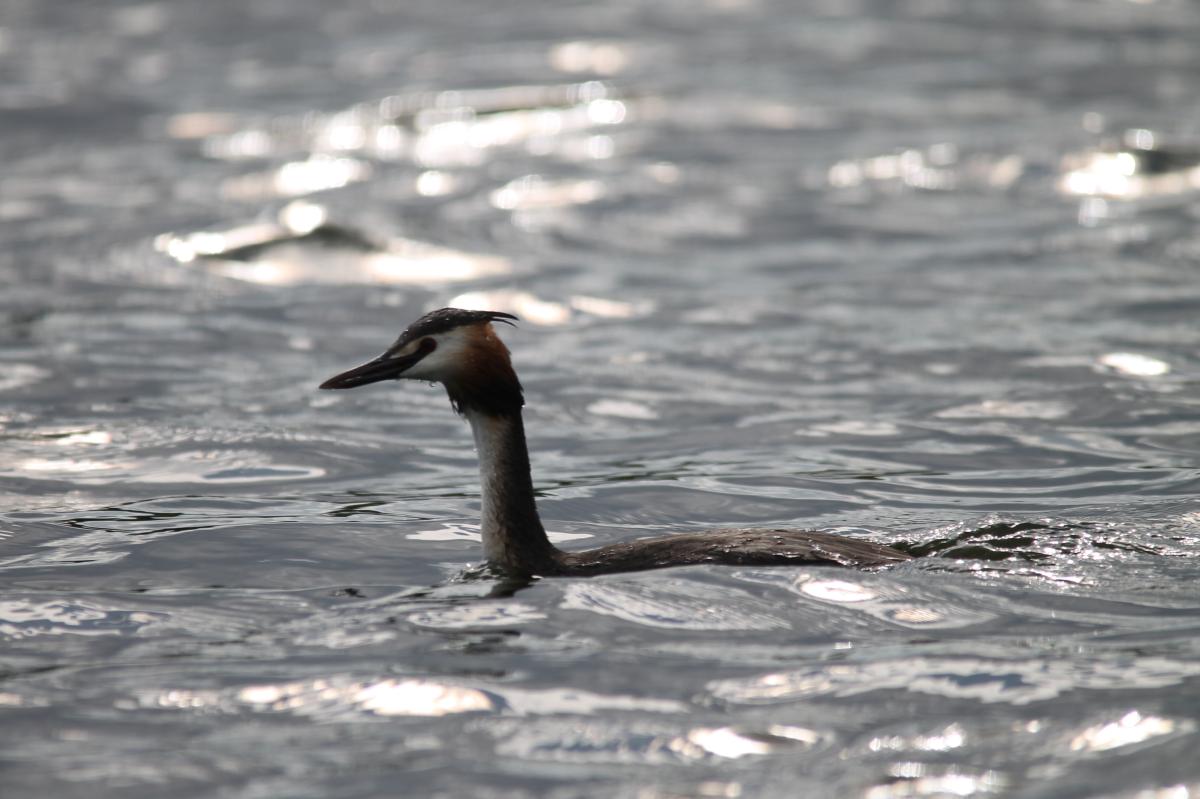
[464,407,559,575]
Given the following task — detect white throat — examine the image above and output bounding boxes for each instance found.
[465,408,508,563]
[460,406,555,572]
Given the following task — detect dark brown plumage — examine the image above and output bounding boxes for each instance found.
[320,308,911,578]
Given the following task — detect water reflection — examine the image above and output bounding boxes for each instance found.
[490,175,606,210]
[774,572,995,630]
[448,289,647,325]
[548,40,632,76]
[0,363,50,392]
[1060,131,1200,199]
[170,80,632,167]
[154,78,639,289]
[8,2,1200,797]
[677,725,820,760]
[156,201,510,286]
[147,676,686,720]
[1132,788,1197,799]
[407,601,546,629]
[865,769,1005,799]
[561,576,792,631]
[827,144,1023,192]
[1069,711,1184,753]
[709,655,1200,706]
[0,598,164,638]
[6,440,324,486]
[0,692,27,707]
[151,678,497,717]
[221,155,371,200]
[867,724,966,754]
[1097,352,1171,377]
[936,400,1072,420]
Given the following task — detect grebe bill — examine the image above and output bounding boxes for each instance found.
[319,308,910,577]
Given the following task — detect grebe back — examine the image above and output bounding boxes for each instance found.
[319,308,909,577]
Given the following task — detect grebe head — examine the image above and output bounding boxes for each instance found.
[319,308,523,416]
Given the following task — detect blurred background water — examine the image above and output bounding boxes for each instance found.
[3,0,1200,796]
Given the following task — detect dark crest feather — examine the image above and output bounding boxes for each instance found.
[399,308,518,344]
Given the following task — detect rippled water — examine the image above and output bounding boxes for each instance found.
[4,1,1200,796]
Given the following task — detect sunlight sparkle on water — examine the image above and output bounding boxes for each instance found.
[799,578,877,603]
[52,431,113,446]
[406,601,547,629]
[0,692,26,707]
[827,145,1022,192]
[408,86,627,167]
[866,770,1004,798]
[549,40,631,75]
[1060,133,1200,198]
[674,724,821,760]
[1069,711,1182,752]
[353,679,496,716]
[490,175,606,210]
[709,656,1200,706]
[868,724,966,753]
[150,678,687,720]
[1098,352,1170,377]
[587,399,658,420]
[8,447,324,485]
[683,728,775,759]
[415,169,458,196]
[157,204,510,286]
[11,4,1200,797]
[233,678,495,716]
[222,155,371,200]
[450,290,571,325]
[1131,789,1195,799]
[18,458,114,474]
[787,574,977,629]
[450,289,645,324]
[0,364,50,392]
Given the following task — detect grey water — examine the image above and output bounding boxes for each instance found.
[3,1,1200,796]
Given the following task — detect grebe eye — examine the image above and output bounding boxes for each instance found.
[419,337,437,353]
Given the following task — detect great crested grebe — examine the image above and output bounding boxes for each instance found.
[320,308,910,577]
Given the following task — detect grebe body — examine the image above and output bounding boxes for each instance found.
[320,309,909,577]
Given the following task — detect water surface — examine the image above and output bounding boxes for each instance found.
[3,1,1200,796]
